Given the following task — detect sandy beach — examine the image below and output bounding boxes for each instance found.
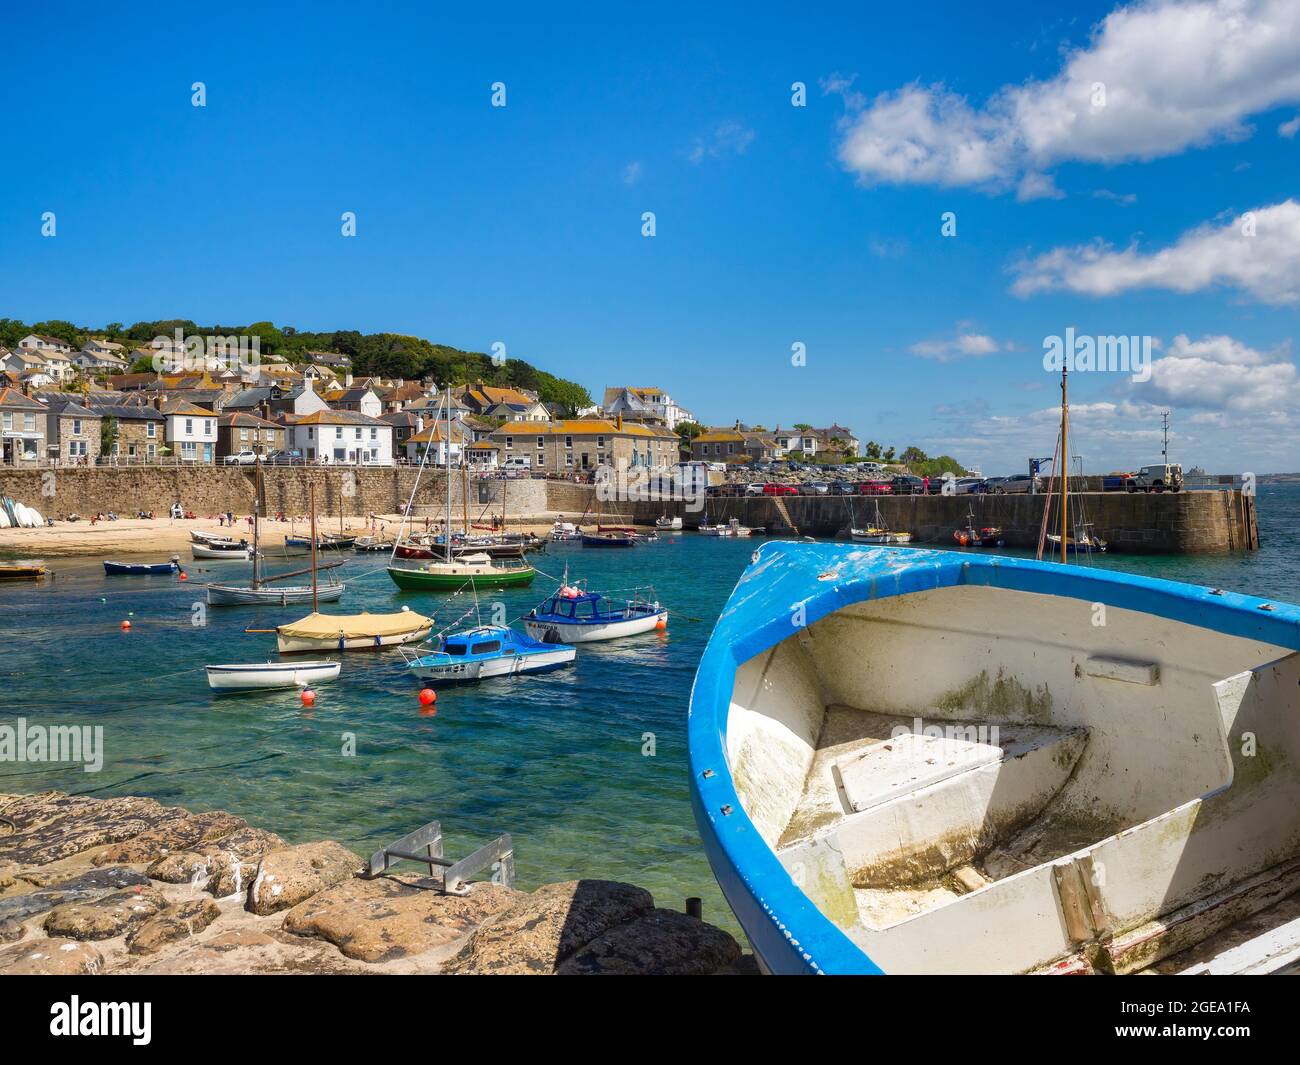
[0,514,579,559]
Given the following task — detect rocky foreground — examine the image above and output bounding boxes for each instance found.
[0,791,749,975]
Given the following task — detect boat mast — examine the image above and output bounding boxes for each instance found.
[445,384,452,563]
[1059,364,1069,565]
[310,482,319,613]
[252,458,263,589]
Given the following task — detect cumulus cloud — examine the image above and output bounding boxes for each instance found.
[1093,188,1137,205]
[911,325,1012,362]
[1140,333,1299,411]
[1010,199,1300,304]
[688,121,755,163]
[1280,115,1300,138]
[833,0,1300,194]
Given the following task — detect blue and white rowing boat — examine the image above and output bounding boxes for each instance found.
[690,542,1300,975]
[523,589,666,643]
[103,557,179,576]
[406,625,575,683]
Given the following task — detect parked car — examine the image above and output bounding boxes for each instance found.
[264,449,306,466]
[801,482,830,495]
[763,483,798,496]
[891,475,924,495]
[1129,463,1184,493]
[223,450,259,466]
[997,474,1040,494]
[828,481,856,496]
[745,482,767,496]
[858,479,893,495]
[977,476,1007,494]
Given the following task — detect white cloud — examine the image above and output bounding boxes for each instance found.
[1010,199,1300,305]
[1017,172,1065,202]
[1093,188,1137,205]
[1141,333,1299,411]
[622,161,642,185]
[911,325,1012,362]
[1280,115,1300,138]
[688,121,755,164]
[833,0,1300,193]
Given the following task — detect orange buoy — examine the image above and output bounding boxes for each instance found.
[120,620,131,631]
[179,571,187,581]
[418,688,437,706]
[655,616,668,632]
[300,688,316,707]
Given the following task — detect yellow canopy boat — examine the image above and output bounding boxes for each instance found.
[0,561,48,581]
[276,609,433,654]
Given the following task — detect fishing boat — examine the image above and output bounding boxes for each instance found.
[550,522,581,541]
[103,557,180,576]
[387,553,535,590]
[690,540,1300,975]
[206,660,341,692]
[705,517,753,538]
[1037,367,1108,562]
[580,530,636,547]
[191,530,230,546]
[953,507,1003,547]
[192,539,256,560]
[284,533,355,552]
[394,537,527,561]
[353,535,395,552]
[405,625,575,683]
[523,587,666,643]
[655,514,683,531]
[850,502,912,545]
[0,561,47,581]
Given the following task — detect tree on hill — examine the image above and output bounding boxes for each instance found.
[676,421,705,443]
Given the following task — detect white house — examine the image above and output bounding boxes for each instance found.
[601,386,694,431]
[163,401,218,463]
[75,349,127,373]
[18,334,76,355]
[3,348,46,377]
[39,350,75,381]
[286,410,393,465]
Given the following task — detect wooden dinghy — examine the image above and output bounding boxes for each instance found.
[206,660,340,692]
[103,558,180,575]
[0,561,47,581]
[689,541,1300,975]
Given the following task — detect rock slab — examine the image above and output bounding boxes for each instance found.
[247,841,361,916]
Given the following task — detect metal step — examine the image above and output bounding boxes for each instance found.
[362,819,514,896]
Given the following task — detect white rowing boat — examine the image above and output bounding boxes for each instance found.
[206,660,340,692]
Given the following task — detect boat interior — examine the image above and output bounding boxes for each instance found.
[726,582,1300,973]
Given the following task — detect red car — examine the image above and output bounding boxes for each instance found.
[762,482,798,496]
[857,480,893,495]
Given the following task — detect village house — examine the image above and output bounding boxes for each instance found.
[490,416,679,475]
[283,409,393,465]
[691,428,747,462]
[740,430,782,463]
[381,410,424,452]
[308,350,353,372]
[75,348,127,374]
[403,422,470,466]
[601,386,694,431]
[160,399,218,463]
[85,403,165,462]
[3,348,48,379]
[379,380,428,412]
[465,440,500,470]
[18,334,76,356]
[44,396,103,465]
[217,412,285,459]
[456,382,549,422]
[0,387,47,466]
[330,383,383,417]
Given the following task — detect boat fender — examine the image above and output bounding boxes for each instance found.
[374,635,382,647]
[338,637,346,651]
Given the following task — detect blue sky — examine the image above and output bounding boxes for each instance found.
[2,0,1298,473]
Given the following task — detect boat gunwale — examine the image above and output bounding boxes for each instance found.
[688,541,1300,976]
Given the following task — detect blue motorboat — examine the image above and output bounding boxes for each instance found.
[690,542,1300,975]
[523,589,666,643]
[405,625,576,684]
[103,557,180,576]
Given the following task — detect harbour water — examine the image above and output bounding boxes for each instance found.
[2,483,1298,944]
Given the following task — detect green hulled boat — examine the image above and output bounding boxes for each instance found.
[387,552,536,591]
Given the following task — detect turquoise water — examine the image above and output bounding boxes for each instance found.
[2,483,1298,944]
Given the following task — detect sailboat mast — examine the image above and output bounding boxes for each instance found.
[1059,365,1069,565]
[445,384,452,563]
[252,459,262,589]
[310,482,319,613]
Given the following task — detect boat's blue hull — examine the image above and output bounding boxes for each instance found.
[103,561,176,575]
[688,541,1300,975]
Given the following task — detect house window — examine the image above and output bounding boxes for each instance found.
[147,443,156,458]
[536,436,544,448]
[564,436,572,448]
[185,418,193,435]
[307,427,315,439]
[128,443,137,457]
[240,428,250,441]
[1,414,9,430]
[147,422,156,437]
[336,427,343,439]
[370,427,377,440]
[355,427,362,440]
[505,436,513,449]
[597,437,605,448]
[72,419,81,435]
[24,414,35,432]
